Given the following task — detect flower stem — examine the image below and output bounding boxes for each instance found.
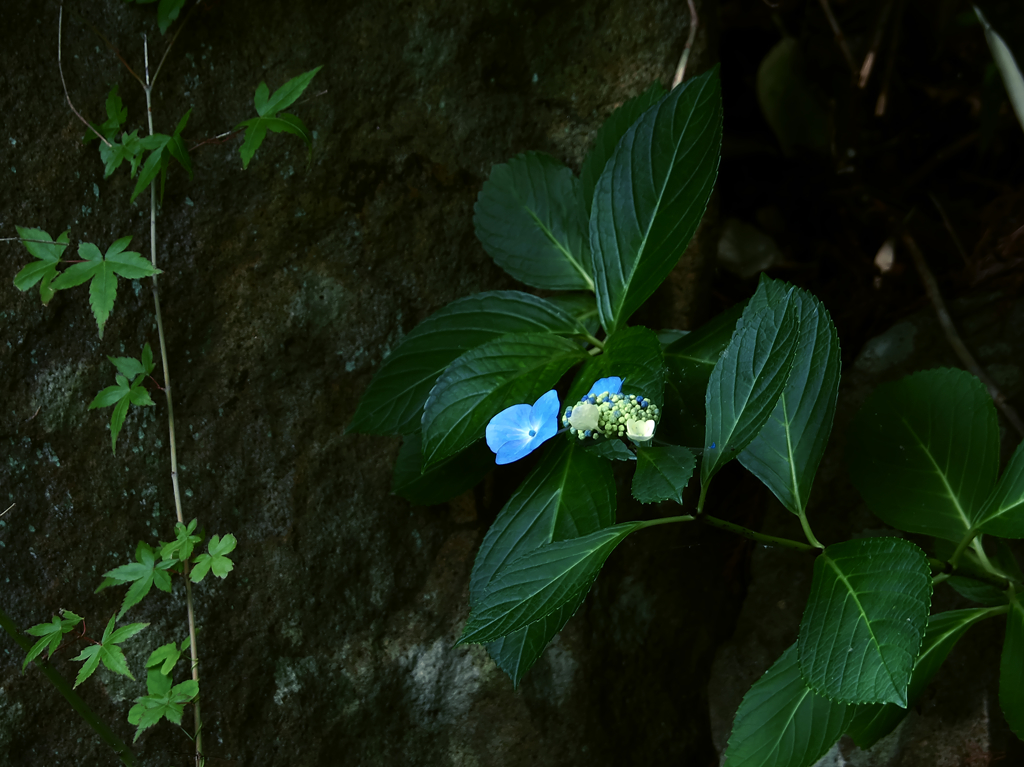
[0,608,136,766]
[142,35,203,766]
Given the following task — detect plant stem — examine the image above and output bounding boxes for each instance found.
[142,34,203,767]
[700,514,820,553]
[582,332,605,351]
[637,514,695,529]
[928,556,1010,591]
[0,608,136,767]
[797,511,825,549]
[949,531,975,569]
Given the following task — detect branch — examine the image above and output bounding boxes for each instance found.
[58,6,112,147]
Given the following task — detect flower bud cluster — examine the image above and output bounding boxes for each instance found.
[561,388,660,442]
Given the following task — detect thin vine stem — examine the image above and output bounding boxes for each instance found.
[141,33,204,767]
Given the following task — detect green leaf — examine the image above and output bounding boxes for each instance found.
[50,238,160,339]
[632,446,696,504]
[973,440,1024,537]
[129,135,171,203]
[1001,591,1024,739]
[847,368,999,542]
[392,432,494,506]
[141,342,155,375]
[661,300,747,446]
[156,0,186,34]
[798,537,933,706]
[99,130,145,179]
[590,67,722,334]
[349,291,587,436]
[471,439,616,685]
[128,678,198,741]
[579,81,667,215]
[722,643,853,767]
[420,333,587,468]
[190,533,237,582]
[702,277,801,486]
[13,226,70,304]
[473,151,593,291]
[848,607,999,749]
[738,287,840,516]
[22,610,83,671]
[565,325,665,408]
[459,522,641,645]
[237,66,322,169]
[84,85,127,143]
[108,355,146,378]
[159,519,202,563]
[586,439,636,461]
[100,541,175,619]
[90,348,157,453]
[71,614,148,688]
[145,641,182,676]
[542,293,600,338]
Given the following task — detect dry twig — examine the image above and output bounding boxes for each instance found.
[58,7,112,147]
[671,0,700,88]
[817,0,857,75]
[859,0,894,88]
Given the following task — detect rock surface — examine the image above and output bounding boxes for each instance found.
[0,1,729,765]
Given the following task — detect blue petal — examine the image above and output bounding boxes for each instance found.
[486,390,560,464]
[486,404,532,452]
[587,377,622,397]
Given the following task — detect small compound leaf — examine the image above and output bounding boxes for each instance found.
[739,287,840,516]
[1001,592,1024,739]
[579,81,668,215]
[349,291,586,436]
[146,642,182,676]
[798,538,932,706]
[702,277,801,486]
[632,446,696,504]
[108,355,145,378]
[256,66,323,117]
[191,534,237,582]
[473,151,592,291]
[723,643,853,767]
[848,607,999,749]
[420,333,587,468]
[84,85,127,143]
[14,227,70,304]
[847,368,999,542]
[459,522,641,645]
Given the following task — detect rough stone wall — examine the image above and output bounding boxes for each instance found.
[0,2,724,765]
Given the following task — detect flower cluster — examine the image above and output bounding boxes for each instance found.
[485,376,660,465]
[561,376,660,445]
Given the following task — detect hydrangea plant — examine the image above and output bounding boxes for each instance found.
[350,67,1024,766]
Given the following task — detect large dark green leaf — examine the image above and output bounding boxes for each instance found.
[1002,592,1024,739]
[738,287,840,516]
[632,446,696,504]
[458,522,641,645]
[661,300,746,446]
[543,293,601,339]
[974,439,1024,538]
[391,433,494,506]
[848,607,998,749]
[579,81,668,215]
[421,333,587,468]
[470,439,615,685]
[702,278,801,486]
[474,152,592,290]
[349,291,585,436]
[723,643,853,767]
[590,67,722,334]
[847,368,999,542]
[565,326,665,408]
[798,538,932,707]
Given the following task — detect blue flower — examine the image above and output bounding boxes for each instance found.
[587,377,622,397]
[485,390,560,465]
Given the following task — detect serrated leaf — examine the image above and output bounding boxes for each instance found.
[973,440,1024,537]
[146,641,182,676]
[238,66,322,169]
[586,439,636,461]
[420,333,587,468]
[473,151,592,291]
[128,678,198,741]
[108,355,146,378]
[84,85,127,143]
[542,293,600,338]
[1001,591,1024,739]
[471,438,616,685]
[71,614,148,688]
[101,542,175,619]
[590,67,722,334]
[632,446,696,504]
[722,643,853,767]
[738,287,840,516]
[847,369,999,542]
[459,522,641,645]
[141,342,155,375]
[22,611,83,670]
[392,432,493,506]
[255,66,323,117]
[661,300,747,446]
[565,325,665,407]
[798,537,932,706]
[702,277,801,486]
[13,226,70,304]
[190,534,237,582]
[349,291,587,436]
[579,81,668,215]
[49,239,160,339]
[129,135,172,203]
[848,607,998,748]
[160,519,201,563]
